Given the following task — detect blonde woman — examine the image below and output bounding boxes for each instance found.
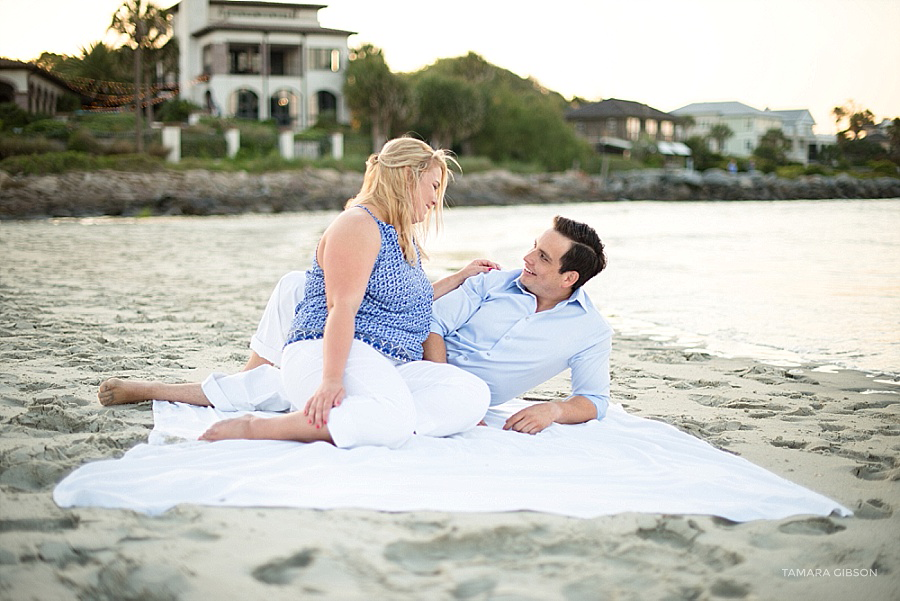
[104,137,492,448]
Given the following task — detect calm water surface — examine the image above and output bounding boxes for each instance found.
[428,198,900,376]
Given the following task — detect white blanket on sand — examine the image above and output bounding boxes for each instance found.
[54,400,851,521]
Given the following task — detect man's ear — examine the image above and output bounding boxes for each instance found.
[562,270,580,289]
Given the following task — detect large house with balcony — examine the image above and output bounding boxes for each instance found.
[172,0,353,128]
[671,101,820,164]
[564,98,690,158]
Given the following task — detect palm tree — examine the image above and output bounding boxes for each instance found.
[832,105,847,135]
[109,0,171,152]
[708,123,734,154]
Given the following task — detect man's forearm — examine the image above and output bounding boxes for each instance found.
[422,332,448,363]
[555,395,598,424]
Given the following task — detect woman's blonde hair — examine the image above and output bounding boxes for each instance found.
[346,136,457,265]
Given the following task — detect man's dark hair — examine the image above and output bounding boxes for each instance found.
[553,215,606,290]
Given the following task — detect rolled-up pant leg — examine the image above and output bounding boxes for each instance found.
[201,364,289,412]
[250,271,306,367]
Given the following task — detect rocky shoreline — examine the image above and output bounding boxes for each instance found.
[1,167,898,219]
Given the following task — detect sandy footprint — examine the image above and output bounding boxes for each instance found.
[252,549,316,585]
[777,517,846,535]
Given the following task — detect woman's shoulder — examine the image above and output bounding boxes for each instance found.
[326,206,382,238]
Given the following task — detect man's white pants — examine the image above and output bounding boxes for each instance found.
[202,272,490,448]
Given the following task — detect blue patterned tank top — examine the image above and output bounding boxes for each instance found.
[285,206,433,362]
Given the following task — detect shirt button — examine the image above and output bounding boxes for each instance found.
[504,336,511,340]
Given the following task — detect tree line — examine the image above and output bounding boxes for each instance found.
[6,0,898,176]
[345,46,591,171]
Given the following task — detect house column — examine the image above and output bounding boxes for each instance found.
[260,34,270,120]
[162,125,181,162]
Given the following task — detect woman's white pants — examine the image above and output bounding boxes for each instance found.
[201,272,490,448]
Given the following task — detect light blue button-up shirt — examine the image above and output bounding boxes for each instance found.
[430,269,612,419]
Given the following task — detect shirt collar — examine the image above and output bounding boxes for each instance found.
[511,270,590,312]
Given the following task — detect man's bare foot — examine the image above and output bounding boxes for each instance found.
[98,378,155,406]
[200,415,255,441]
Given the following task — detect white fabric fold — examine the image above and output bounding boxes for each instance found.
[53,400,851,521]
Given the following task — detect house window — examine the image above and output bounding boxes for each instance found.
[606,118,617,134]
[626,117,640,141]
[229,45,261,74]
[645,119,657,136]
[270,49,286,76]
[232,88,259,119]
[309,48,341,71]
[661,120,674,141]
[309,90,338,125]
[203,45,213,75]
[270,90,296,126]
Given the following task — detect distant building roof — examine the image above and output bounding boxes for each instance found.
[566,98,674,121]
[767,109,815,125]
[170,1,328,12]
[191,23,354,36]
[671,101,771,117]
[0,57,81,94]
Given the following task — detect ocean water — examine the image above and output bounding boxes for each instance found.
[427,198,900,376]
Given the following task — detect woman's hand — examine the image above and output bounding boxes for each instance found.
[458,259,501,279]
[303,377,345,429]
[433,259,501,300]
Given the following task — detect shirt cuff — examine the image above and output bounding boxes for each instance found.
[578,394,609,420]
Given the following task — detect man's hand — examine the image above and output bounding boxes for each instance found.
[503,402,562,435]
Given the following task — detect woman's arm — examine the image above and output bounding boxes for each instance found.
[304,209,381,429]
[432,259,500,300]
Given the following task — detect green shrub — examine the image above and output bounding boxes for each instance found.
[0,150,97,174]
[103,153,164,172]
[0,102,42,131]
[23,119,70,140]
[456,156,495,173]
[180,124,228,158]
[868,159,899,177]
[71,111,137,133]
[0,134,62,159]
[804,163,830,176]
[0,150,165,175]
[157,99,202,123]
[238,124,277,157]
[67,129,104,154]
[775,165,806,179]
[104,138,137,155]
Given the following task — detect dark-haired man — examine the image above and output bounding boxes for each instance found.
[100,216,611,436]
[424,215,611,433]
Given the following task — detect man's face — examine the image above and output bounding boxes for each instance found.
[520,228,576,297]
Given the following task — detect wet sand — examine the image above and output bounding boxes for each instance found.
[1,214,897,600]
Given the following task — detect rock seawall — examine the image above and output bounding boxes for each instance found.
[1,167,898,219]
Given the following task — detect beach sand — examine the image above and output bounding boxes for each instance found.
[1,215,898,600]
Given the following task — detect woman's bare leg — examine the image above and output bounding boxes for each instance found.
[200,411,333,444]
[98,378,211,407]
[241,351,273,372]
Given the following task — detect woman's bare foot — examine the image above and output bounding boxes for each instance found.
[200,415,255,441]
[98,378,155,406]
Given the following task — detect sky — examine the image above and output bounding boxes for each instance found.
[1,0,897,134]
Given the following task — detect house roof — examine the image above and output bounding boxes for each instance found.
[565,98,674,121]
[0,57,83,95]
[767,109,815,125]
[192,22,354,36]
[670,101,770,117]
[170,1,328,12]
